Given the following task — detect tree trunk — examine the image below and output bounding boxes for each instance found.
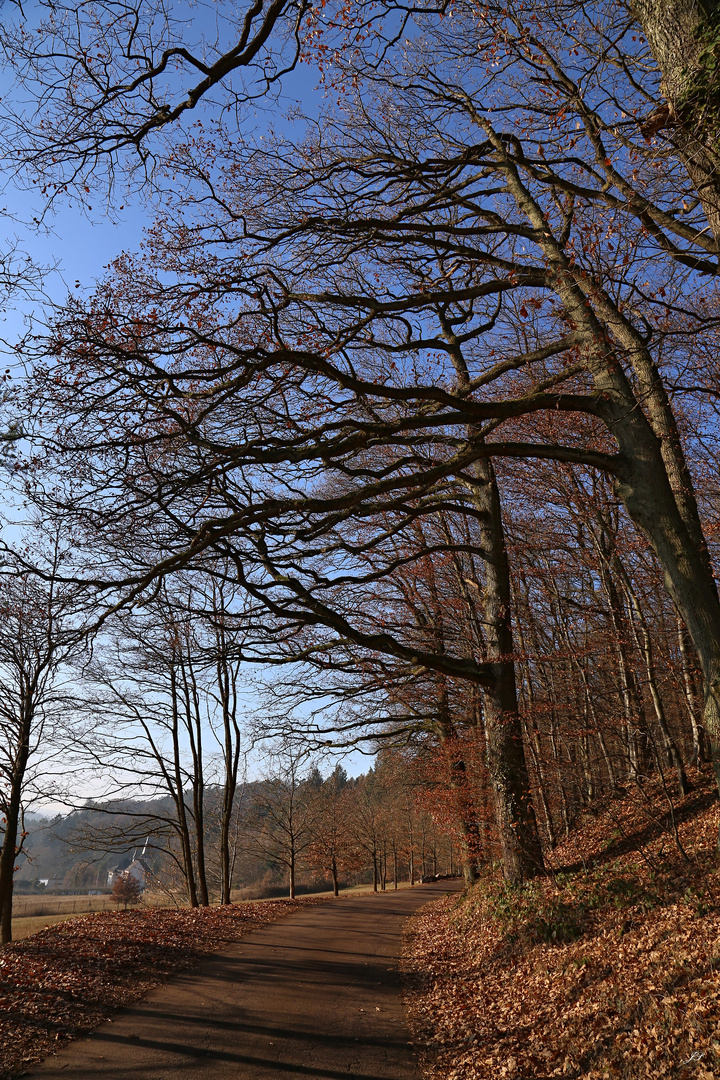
[438,727,482,887]
[498,133,720,816]
[192,790,209,906]
[595,542,650,777]
[548,572,618,793]
[183,669,209,907]
[331,854,339,897]
[633,0,720,240]
[472,457,545,882]
[175,806,198,909]
[619,571,689,794]
[677,612,708,764]
[607,423,720,802]
[442,313,545,884]
[512,588,557,847]
[219,803,233,906]
[0,777,23,945]
[169,697,198,907]
[215,624,242,905]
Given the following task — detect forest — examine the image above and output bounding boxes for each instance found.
[18,760,457,903]
[0,2,718,1070]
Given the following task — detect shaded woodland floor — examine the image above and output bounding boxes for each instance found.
[403,769,720,1080]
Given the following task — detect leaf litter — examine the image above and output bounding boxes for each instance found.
[403,769,720,1080]
[0,896,326,1079]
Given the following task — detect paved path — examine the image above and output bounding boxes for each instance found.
[24,881,461,1080]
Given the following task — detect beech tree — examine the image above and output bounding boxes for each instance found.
[111,872,141,910]
[632,0,720,239]
[7,0,720,880]
[506,458,699,819]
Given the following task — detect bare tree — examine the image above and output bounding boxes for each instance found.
[246,745,318,899]
[10,0,720,879]
[0,547,90,944]
[0,0,313,197]
[205,575,247,904]
[84,585,214,907]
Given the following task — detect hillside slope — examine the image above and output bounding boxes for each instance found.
[403,770,720,1080]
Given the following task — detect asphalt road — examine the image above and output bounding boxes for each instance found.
[23,881,461,1080]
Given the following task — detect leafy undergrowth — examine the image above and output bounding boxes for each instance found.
[403,769,720,1080]
[0,897,325,1079]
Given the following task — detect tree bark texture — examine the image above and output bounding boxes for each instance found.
[633,0,720,239]
[472,457,546,882]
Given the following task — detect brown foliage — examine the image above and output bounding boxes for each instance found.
[111,875,141,910]
[0,898,326,1079]
[403,771,720,1079]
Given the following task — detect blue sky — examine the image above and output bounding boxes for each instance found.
[0,27,373,801]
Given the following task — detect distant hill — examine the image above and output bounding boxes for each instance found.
[17,796,179,889]
[15,783,267,893]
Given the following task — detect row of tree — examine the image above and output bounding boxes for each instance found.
[2,0,720,936]
[28,758,458,905]
[0,492,707,930]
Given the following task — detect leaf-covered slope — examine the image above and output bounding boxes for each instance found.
[403,770,720,1080]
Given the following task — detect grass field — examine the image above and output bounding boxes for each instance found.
[12,894,116,919]
[11,913,88,941]
[9,878,423,942]
[10,891,176,940]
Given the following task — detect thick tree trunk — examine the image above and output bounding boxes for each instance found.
[605,413,720,800]
[331,855,339,897]
[633,0,720,240]
[472,457,545,882]
[496,130,720,817]
[624,0,720,803]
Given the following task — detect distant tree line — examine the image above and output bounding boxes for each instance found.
[21,754,458,905]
